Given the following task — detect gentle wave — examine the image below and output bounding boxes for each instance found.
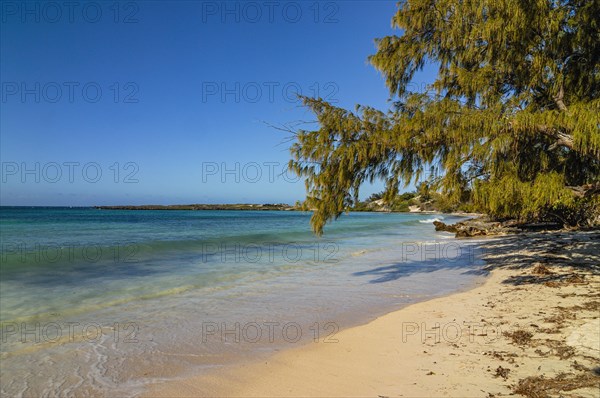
[1,216,431,270]
[418,216,444,223]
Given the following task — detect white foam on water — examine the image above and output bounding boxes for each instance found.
[419,216,444,223]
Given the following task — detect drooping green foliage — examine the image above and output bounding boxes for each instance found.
[289,0,600,234]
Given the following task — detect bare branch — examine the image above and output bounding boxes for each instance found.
[567,183,600,197]
[553,84,568,112]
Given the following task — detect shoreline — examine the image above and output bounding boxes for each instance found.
[146,230,599,397]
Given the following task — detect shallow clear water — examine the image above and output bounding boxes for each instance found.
[0,207,486,396]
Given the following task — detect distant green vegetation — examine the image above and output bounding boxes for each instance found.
[347,183,476,214]
[352,191,415,212]
[289,0,600,234]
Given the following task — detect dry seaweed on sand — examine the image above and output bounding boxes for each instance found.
[503,330,534,346]
[562,273,587,284]
[542,339,576,360]
[544,307,577,324]
[513,372,600,398]
[532,264,554,275]
[544,281,561,288]
[569,301,600,311]
[494,366,511,380]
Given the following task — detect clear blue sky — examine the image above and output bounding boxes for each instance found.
[1,1,436,206]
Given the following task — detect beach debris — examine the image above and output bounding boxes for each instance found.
[537,327,561,334]
[513,372,600,398]
[562,273,586,284]
[578,300,600,311]
[571,361,590,372]
[503,330,534,346]
[543,281,561,288]
[494,366,510,380]
[544,307,577,325]
[543,339,576,360]
[487,350,518,362]
[531,264,554,275]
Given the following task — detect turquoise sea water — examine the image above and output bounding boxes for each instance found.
[0,207,486,396]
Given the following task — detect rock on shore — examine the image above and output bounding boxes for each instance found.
[434,217,523,237]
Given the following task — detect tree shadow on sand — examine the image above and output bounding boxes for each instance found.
[352,242,488,284]
[352,230,599,285]
[478,230,600,286]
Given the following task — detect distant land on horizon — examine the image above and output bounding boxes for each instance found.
[94,204,296,211]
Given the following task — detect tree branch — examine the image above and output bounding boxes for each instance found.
[567,183,600,197]
[553,84,567,111]
[535,125,574,151]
